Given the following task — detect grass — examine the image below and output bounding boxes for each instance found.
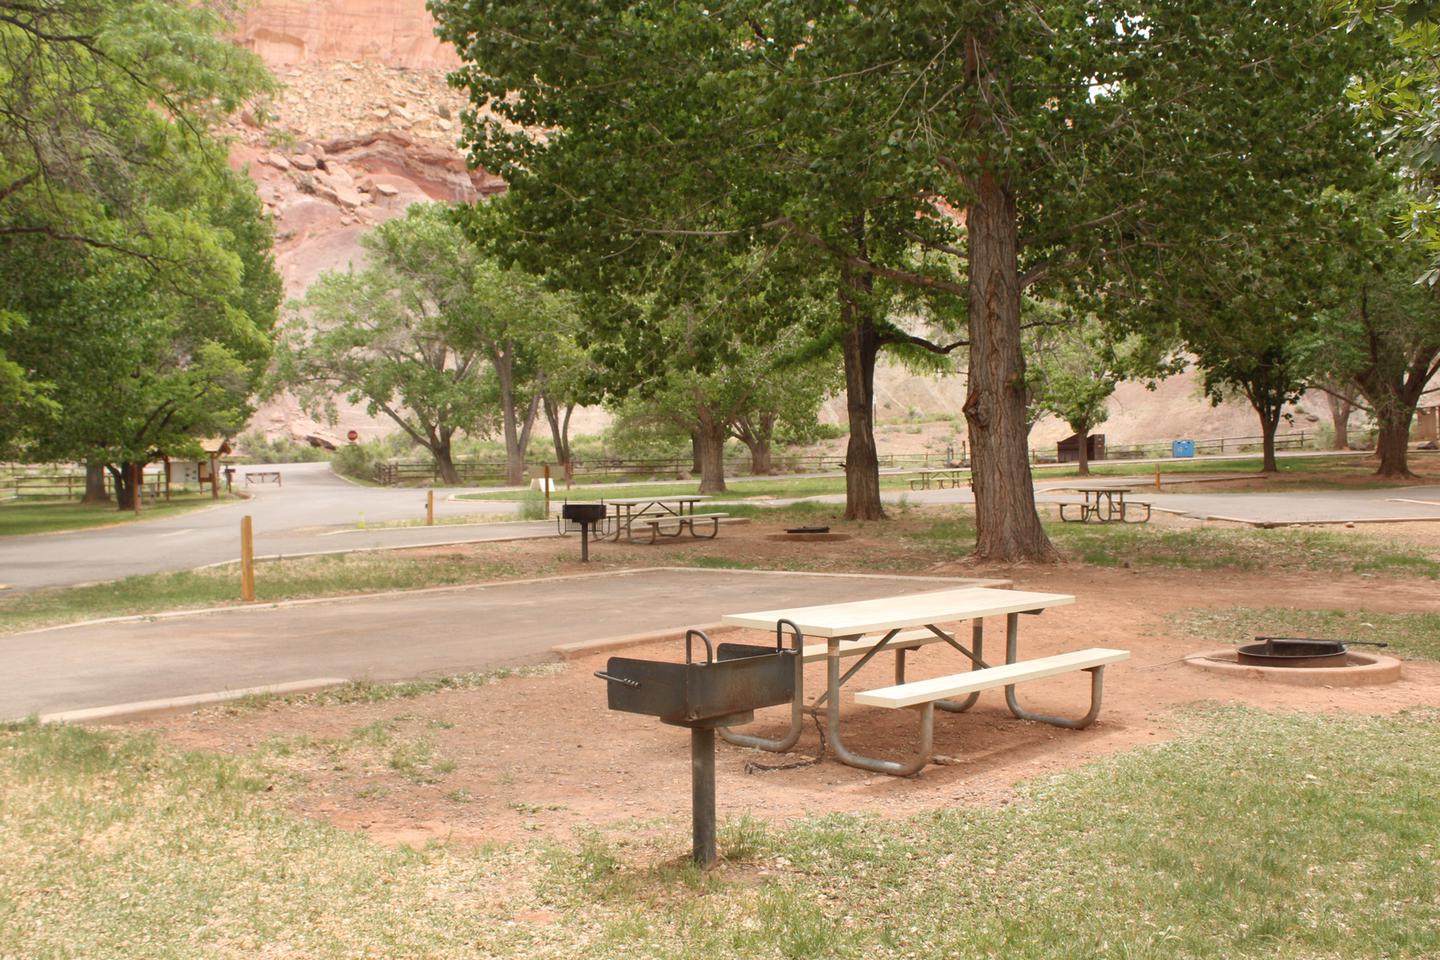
[1178,607,1440,662]
[904,517,1440,579]
[4,706,1440,957]
[0,551,549,635]
[0,492,243,537]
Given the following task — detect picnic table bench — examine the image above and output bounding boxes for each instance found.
[605,496,731,543]
[720,587,1129,776]
[909,467,970,491]
[1057,485,1150,523]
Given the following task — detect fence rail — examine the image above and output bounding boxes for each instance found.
[1,470,164,500]
[371,431,1313,486]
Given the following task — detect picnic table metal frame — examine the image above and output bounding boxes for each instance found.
[604,495,711,542]
[1058,486,1149,524]
[719,589,1091,776]
[908,467,970,491]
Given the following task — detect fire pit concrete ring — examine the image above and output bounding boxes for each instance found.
[1183,647,1402,686]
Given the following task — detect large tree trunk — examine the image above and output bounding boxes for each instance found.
[731,414,776,475]
[108,462,137,510]
[695,401,728,494]
[543,396,574,468]
[1373,404,1415,479]
[747,436,773,475]
[1250,403,1282,474]
[495,349,542,485]
[1074,426,1090,477]
[432,431,461,486]
[965,170,1057,562]
[1324,388,1355,451]
[82,460,109,504]
[840,273,884,521]
[690,431,703,475]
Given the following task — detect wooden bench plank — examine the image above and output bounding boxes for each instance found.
[853,648,1130,708]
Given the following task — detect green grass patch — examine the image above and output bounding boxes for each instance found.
[4,707,1440,957]
[0,492,243,537]
[903,518,1440,578]
[1177,607,1440,662]
[0,551,549,635]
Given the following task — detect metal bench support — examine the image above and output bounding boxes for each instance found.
[1002,612,1107,729]
[718,620,806,753]
[825,635,935,776]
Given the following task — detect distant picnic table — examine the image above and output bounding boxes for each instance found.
[1057,485,1150,523]
[604,495,730,543]
[909,467,969,491]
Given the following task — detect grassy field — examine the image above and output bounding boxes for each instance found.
[0,551,547,635]
[0,492,243,537]
[2,705,1437,958]
[1179,607,1440,662]
[908,518,1440,579]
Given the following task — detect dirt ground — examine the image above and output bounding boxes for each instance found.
[138,509,1440,851]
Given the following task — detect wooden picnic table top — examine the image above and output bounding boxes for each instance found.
[721,586,1075,638]
[605,495,711,506]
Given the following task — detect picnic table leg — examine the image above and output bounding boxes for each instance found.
[936,620,984,714]
[1001,613,1108,729]
[825,636,935,776]
[719,621,806,754]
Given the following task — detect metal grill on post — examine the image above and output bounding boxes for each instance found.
[561,502,607,562]
[595,627,799,866]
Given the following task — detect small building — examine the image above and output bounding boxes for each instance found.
[165,438,234,497]
[1416,406,1439,443]
[1057,433,1106,464]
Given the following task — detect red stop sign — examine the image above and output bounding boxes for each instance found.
[347,430,359,442]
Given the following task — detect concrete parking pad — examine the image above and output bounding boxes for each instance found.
[0,567,998,719]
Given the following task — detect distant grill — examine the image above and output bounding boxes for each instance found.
[561,502,607,561]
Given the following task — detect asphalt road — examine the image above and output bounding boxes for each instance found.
[1,568,991,719]
[0,462,549,592]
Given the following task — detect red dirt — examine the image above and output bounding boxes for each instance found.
[143,555,1440,850]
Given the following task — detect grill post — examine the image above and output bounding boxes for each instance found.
[580,521,590,562]
[691,726,717,867]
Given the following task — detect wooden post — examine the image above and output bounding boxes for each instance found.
[426,489,435,526]
[543,464,551,516]
[1154,464,1162,491]
[210,455,220,500]
[240,515,256,602]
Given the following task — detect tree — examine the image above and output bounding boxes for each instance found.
[1029,318,1174,476]
[1,171,281,507]
[0,0,272,412]
[275,205,495,485]
[435,0,1383,561]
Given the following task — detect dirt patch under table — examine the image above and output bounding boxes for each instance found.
[141,562,1440,850]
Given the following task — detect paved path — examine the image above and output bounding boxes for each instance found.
[0,568,992,719]
[0,462,547,592]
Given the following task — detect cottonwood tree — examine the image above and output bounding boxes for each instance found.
[435,0,1383,561]
[276,205,495,484]
[0,0,272,414]
[1028,317,1175,476]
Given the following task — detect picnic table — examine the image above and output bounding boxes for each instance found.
[909,467,970,491]
[1057,485,1150,523]
[604,495,729,543]
[718,586,1128,776]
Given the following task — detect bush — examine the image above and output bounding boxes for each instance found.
[235,430,330,464]
[331,442,383,481]
[519,487,550,520]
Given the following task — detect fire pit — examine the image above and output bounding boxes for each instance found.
[767,525,853,543]
[1236,637,1354,668]
[1184,635,1401,687]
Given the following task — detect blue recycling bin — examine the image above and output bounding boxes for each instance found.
[1171,439,1195,458]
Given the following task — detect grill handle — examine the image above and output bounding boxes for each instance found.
[594,671,640,688]
[776,618,804,654]
[686,628,715,665]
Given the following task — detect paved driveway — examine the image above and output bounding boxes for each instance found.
[1,568,994,719]
[0,462,549,592]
